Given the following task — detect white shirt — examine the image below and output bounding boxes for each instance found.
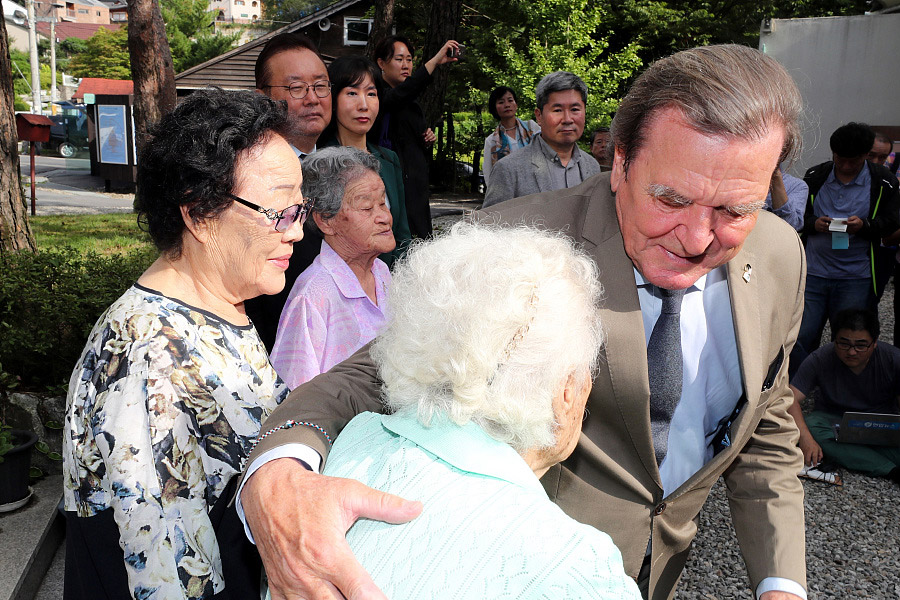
[635,266,807,600]
[634,267,741,496]
[290,143,316,159]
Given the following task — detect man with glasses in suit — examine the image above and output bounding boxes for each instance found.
[245,33,333,351]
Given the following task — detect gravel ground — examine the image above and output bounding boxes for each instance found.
[678,282,900,600]
[436,209,900,600]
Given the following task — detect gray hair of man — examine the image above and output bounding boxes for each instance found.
[300,146,381,234]
[372,222,605,452]
[610,44,803,175]
[535,71,588,112]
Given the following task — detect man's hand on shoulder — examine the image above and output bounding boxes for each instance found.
[242,457,423,600]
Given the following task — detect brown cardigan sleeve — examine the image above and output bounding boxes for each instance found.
[243,342,384,471]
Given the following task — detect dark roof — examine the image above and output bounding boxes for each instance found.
[175,0,364,91]
[73,78,133,98]
[36,21,121,41]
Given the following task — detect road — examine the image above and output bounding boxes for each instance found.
[18,154,134,216]
[16,155,484,217]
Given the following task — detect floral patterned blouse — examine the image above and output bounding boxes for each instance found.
[63,284,288,599]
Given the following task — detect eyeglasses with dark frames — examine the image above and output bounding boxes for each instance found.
[835,339,874,352]
[262,80,332,100]
[226,193,311,233]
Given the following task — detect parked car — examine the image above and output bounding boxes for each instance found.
[431,158,485,194]
[42,114,88,158]
[454,161,485,194]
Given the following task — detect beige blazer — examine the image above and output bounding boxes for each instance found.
[245,173,807,600]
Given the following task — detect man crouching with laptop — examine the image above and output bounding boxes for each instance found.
[788,308,900,485]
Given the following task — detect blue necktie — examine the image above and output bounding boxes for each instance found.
[648,287,686,466]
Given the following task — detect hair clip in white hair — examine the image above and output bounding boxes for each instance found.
[497,285,540,366]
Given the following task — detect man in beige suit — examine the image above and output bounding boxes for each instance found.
[239,45,808,600]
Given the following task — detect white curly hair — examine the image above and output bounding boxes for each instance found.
[372,222,604,452]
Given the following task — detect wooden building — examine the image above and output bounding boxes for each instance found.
[175,0,374,95]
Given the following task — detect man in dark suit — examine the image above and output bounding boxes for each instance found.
[238,45,808,600]
[244,32,332,351]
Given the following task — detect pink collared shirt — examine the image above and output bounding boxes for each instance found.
[270,240,390,389]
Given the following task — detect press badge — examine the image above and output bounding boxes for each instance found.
[832,231,849,249]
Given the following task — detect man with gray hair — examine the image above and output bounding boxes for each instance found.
[238,45,808,600]
[482,71,601,207]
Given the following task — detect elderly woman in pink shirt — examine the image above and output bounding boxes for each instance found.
[270,146,395,389]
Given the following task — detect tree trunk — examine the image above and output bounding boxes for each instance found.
[445,105,455,191]
[471,101,484,195]
[126,0,176,155]
[365,0,395,59]
[0,18,36,253]
[418,0,462,129]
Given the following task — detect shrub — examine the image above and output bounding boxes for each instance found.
[0,246,156,392]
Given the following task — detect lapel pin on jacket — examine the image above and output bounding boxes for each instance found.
[742,264,752,283]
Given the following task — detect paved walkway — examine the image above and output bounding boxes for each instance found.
[19,155,135,216]
[19,155,482,217]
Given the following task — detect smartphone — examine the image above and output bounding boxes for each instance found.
[447,45,465,59]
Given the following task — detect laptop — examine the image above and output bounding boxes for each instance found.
[834,412,900,446]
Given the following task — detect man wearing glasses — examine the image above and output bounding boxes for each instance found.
[788,308,900,485]
[255,32,332,158]
[246,32,332,350]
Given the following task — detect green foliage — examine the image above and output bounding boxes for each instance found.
[180,32,239,71]
[449,110,493,160]
[0,246,156,390]
[59,37,89,56]
[161,0,239,72]
[31,213,153,256]
[9,49,63,97]
[58,37,90,73]
[466,0,642,136]
[68,27,131,79]
[35,440,62,461]
[261,0,320,27]
[604,0,870,67]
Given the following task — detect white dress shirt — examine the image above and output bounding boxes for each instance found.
[635,266,807,600]
[634,267,741,496]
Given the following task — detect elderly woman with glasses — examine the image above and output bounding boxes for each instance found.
[263,223,640,599]
[270,146,393,389]
[62,88,309,600]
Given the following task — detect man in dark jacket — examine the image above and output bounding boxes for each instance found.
[244,33,331,351]
[795,122,900,370]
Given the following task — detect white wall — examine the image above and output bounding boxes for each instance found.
[760,14,900,174]
[3,0,30,52]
